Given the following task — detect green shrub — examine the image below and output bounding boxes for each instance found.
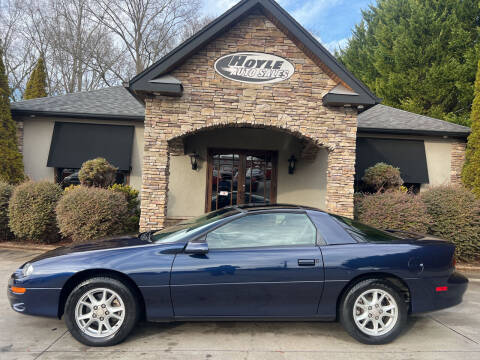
[362,162,404,193]
[0,46,24,184]
[78,158,117,188]
[8,181,62,243]
[109,184,140,233]
[421,185,480,261]
[462,60,480,197]
[56,186,128,242]
[0,181,13,240]
[355,190,432,234]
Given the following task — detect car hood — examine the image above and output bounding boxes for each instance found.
[29,235,149,263]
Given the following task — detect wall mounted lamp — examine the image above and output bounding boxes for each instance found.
[288,155,297,175]
[189,152,200,170]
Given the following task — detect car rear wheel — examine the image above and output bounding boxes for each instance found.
[340,279,407,344]
[64,277,139,346]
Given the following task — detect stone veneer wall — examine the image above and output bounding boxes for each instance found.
[16,121,24,154]
[140,13,358,231]
[450,140,466,184]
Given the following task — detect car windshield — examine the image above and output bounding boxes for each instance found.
[331,215,403,242]
[151,207,240,243]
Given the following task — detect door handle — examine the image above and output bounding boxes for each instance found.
[298,259,316,266]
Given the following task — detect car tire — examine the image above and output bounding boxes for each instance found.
[64,277,139,347]
[339,279,407,345]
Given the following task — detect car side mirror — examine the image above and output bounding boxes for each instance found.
[185,241,209,254]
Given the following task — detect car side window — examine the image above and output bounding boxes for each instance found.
[206,213,317,249]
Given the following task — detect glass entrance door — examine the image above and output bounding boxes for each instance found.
[207,150,277,211]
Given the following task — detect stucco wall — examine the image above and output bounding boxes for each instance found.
[23,118,55,182]
[20,117,144,190]
[167,128,327,219]
[423,139,452,187]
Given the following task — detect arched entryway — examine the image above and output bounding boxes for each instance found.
[165,125,329,225]
[139,114,357,231]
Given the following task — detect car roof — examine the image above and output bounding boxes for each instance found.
[233,203,324,213]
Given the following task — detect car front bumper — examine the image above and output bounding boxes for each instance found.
[7,273,61,318]
[407,271,468,314]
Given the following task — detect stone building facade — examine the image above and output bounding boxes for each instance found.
[139,13,359,230]
[451,140,467,184]
[6,0,470,231]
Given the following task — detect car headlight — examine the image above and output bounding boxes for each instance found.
[22,263,34,277]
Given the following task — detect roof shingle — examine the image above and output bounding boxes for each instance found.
[11,87,471,137]
[11,86,145,120]
[358,104,470,137]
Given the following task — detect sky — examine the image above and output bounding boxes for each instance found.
[200,0,375,53]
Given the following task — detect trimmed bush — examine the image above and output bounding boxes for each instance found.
[56,186,128,242]
[78,158,117,188]
[362,162,403,193]
[109,184,140,233]
[0,181,13,240]
[355,190,432,234]
[8,181,62,243]
[421,185,480,261]
[63,184,80,193]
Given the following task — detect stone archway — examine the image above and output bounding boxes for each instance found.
[140,110,357,231]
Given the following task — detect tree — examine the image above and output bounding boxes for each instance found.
[0,45,24,184]
[23,57,47,99]
[89,0,202,75]
[462,60,480,196]
[1,0,209,96]
[0,0,37,101]
[180,14,215,42]
[338,0,480,126]
[38,0,125,93]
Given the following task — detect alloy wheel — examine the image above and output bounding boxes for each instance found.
[74,288,126,338]
[352,288,399,336]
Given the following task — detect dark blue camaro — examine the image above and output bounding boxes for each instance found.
[8,205,468,346]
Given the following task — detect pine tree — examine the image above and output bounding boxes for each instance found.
[338,0,480,126]
[0,46,24,184]
[23,57,47,100]
[462,60,480,196]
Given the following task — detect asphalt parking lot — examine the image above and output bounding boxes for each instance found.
[1,248,480,360]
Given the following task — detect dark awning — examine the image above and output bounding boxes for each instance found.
[47,122,134,171]
[355,138,429,183]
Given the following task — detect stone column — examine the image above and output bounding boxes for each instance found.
[139,101,172,231]
[326,148,356,218]
[16,121,24,154]
[324,107,357,218]
[450,140,466,185]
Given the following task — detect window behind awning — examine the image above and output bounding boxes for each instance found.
[47,122,134,171]
[355,138,429,183]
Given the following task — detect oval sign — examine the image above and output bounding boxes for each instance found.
[214,52,294,84]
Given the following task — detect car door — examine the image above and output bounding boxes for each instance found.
[170,211,324,318]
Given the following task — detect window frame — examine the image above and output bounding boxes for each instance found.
[199,210,322,251]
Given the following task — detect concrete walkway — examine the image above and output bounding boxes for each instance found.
[1,248,479,360]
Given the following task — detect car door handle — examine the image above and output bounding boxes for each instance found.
[298,259,316,266]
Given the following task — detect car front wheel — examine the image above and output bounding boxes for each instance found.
[64,277,139,346]
[340,279,407,344]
